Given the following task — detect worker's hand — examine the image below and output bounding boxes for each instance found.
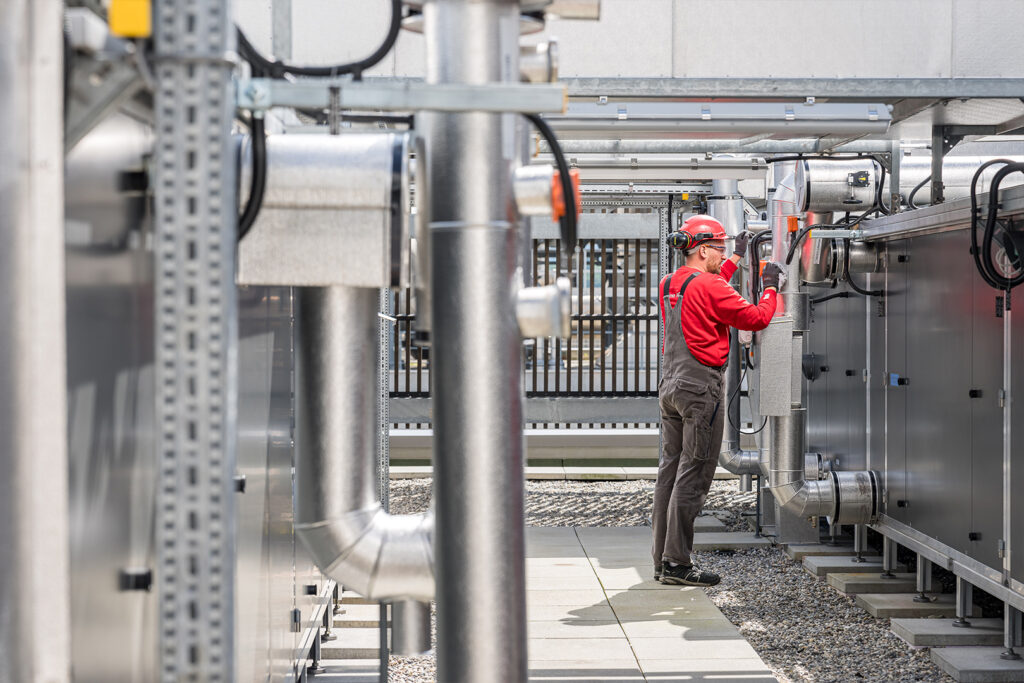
[761,262,786,292]
[733,231,750,259]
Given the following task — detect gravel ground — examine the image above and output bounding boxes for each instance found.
[386,478,953,683]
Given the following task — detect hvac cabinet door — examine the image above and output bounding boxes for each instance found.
[235,287,300,681]
[903,233,972,552]
[883,240,909,524]
[970,271,1005,570]
[805,292,831,458]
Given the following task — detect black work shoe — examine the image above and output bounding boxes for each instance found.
[659,563,721,587]
[653,562,663,581]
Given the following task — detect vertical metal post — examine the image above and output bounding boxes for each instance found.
[852,524,868,563]
[888,140,901,214]
[379,288,392,680]
[1003,606,1023,661]
[0,1,71,680]
[423,1,527,680]
[153,0,238,679]
[881,536,897,578]
[953,576,974,628]
[930,126,946,205]
[913,556,933,602]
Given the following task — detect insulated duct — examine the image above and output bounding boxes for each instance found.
[762,187,879,527]
[794,155,1024,213]
[294,286,434,602]
[709,178,760,481]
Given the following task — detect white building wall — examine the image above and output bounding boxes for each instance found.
[234,0,1024,79]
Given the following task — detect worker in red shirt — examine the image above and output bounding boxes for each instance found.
[653,214,784,587]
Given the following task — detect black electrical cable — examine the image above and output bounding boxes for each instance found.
[980,162,1024,290]
[238,116,267,241]
[764,154,872,164]
[747,229,772,302]
[908,175,931,210]
[843,238,884,297]
[969,159,1016,288]
[810,291,853,305]
[726,363,770,435]
[968,159,1024,290]
[236,0,402,80]
[525,113,577,257]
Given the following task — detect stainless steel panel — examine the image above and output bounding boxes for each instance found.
[236,286,304,681]
[902,232,971,554]
[65,116,157,683]
[970,267,1005,571]
[884,240,909,524]
[65,117,322,682]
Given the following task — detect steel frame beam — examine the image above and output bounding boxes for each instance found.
[561,78,1024,100]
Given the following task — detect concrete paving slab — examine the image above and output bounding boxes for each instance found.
[694,515,728,531]
[827,571,916,594]
[855,592,959,619]
[628,637,759,661]
[528,660,646,681]
[637,658,776,680]
[526,466,566,480]
[526,589,608,606]
[388,465,433,479]
[931,646,1024,682]
[618,617,739,640]
[691,531,772,550]
[333,603,386,628]
[527,603,617,622]
[523,526,774,682]
[527,620,624,639]
[528,637,637,661]
[784,543,875,561]
[607,588,724,620]
[624,467,659,480]
[563,466,629,481]
[315,659,381,683]
[802,554,889,577]
[714,467,739,480]
[527,575,604,590]
[593,566,679,590]
[320,628,380,660]
[891,618,1004,647]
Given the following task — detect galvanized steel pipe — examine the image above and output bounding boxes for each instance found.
[294,286,434,602]
[710,179,759,480]
[423,1,528,680]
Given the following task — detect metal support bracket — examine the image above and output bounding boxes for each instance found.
[236,78,567,114]
[930,125,965,206]
[153,1,238,680]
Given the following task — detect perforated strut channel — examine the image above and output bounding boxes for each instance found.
[154,1,238,680]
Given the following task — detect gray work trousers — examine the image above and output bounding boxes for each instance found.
[651,369,726,568]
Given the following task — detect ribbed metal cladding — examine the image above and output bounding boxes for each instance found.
[422,1,528,681]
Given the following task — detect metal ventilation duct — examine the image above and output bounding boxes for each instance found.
[547,101,891,139]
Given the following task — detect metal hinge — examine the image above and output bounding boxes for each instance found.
[998,539,1007,559]
[999,389,1007,408]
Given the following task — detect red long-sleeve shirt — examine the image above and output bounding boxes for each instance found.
[659,259,778,367]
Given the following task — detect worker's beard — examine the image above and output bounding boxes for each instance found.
[706,258,722,275]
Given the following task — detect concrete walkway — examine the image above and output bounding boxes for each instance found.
[316,526,775,682]
[526,526,775,682]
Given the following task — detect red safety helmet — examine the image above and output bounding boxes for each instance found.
[666,215,728,251]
